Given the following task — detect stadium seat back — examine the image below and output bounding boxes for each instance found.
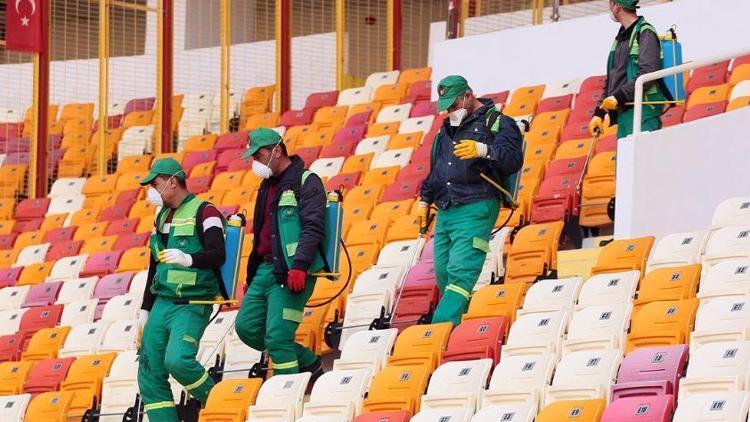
[503,310,569,357]
[198,378,263,422]
[25,390,75,420]
[672,391,750,422]
[635,264,700,309]
[602,395,675,422]
[441,317,507,364]
[536,399,606,422]
[612,344,688,401]
[388,323,452,369]
[626,298,699,353]
[591,237,654,276]
[362,364,431,414]
[464,283,528,323]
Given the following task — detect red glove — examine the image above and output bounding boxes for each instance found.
[287,269,307,293]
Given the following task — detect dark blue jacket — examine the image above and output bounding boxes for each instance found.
[420,99,524,210]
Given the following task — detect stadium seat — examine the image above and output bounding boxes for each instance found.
[0,285,30,310]
[24,390,76,420]
[356,135,390,157]
[420,358,493,412]
[93,272,134,318]
[648,231,709,270]
[47,255,88,281]
[590,237,654,277]
[98,350,140,422]
[0,360,34,396]
[611,344,688,401]
[634,264,700,314]
[16,262,54,286]
[409,408,472,422]
[673,391,749,422]
[58,320,109,357]
[60,299,98,326]
[727,96,750,111]
[518,277,583,315]
[504,221,564,284]
[440,318,507,365]
[333,328,398,373]
[309,157,345,179]
[16,242,52,267]
[373,83,409,108]
[246,373,311,422]
[701,225,750,275]
[683,101,727,122]
[21,326,71,362]
[22,281,63,308]
[45,240,83,262]
[562,302,632,354]
[196,310,237,366]
[537,94,574,113]
[536,399,606,422]
[59,352,117,418]
[679,341,750,400]
[602,395,675,422]
[23,356,76,395]
[0,393,30,420]
[79,251,122,278]
[362,364,431,414]
[579,151,617,227]
[49,177,86,198]
[302,368,372,420]
[626,298,699,353]
[221,329,263,380]
[0,266,21,288]
[353,411,412,422]
[686,61,730,94]
[687,83,731,108]
[502,310,569,357]
[711,196,750,228]
[377,104,412,123]
[482,352,556,411]
[690,296,750,349]
[544,349,621,405]
[463,283,528,323]
[198,378,263,422]
[387,323,452,370]
[697,258,750,302]
[0,308,27,336]
[341,153,376,174]
[338,87,374,106]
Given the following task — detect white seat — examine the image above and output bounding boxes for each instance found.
[197,310,238,367]
[679,341,750,401]
[58,321,111,357]
[309,157,345,180]
[410,408,472,422]
[108,101,126,115]
[247,373,311,422]
[354,135,390,157]
[471,404,535,422]
[98,319,139,353]
[100,350,140,422]
[730,81,750,102]
[47,194,85,216]
[485,228,511,280]
[365,70,400,89]
[302,368,372,420]
[48,178,86,198]
[482,353,556,412]
[576,270,640,307]
[421,359,493,412]
[399,115,435,135]
[562,303,632,355]
[502,310,569,357]
[376,239,422,267]
[0,394,31,422]
[691,296,750,349]
[55,277,98,304]
[518,277,583,315]
[46,254,88,281]
[702,225,750,274]
[333,328,398,373]
[128,270,148,302]
[0,107,23,122]
[0,308,28,336]
[221,329,263,380]
[376,103,412,123]
[370,147,412,169]
[100,294,140,322]
[698,259,750,303]
[543,78,580,98]
[337,86,373,106]
[118,125,155,158]
[672,391,750,422]
[543,348,622,405]
[0,286,30,311]
[14,243,51,267]
[647,230,710,271]
[60,299,98,326]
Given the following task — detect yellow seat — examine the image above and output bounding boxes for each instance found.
[244,112,280,132]
[296,304,330,355]
[536,399,606,422]
[367,122,400,137]
[122,110,154,128]
[727,96,750,112]
[198,378,263,422]
[579,151,617,228]
[626,298,699,354]
[634,264,700,312]
[384,214,420,244]
[346,218,390,249]
[241,85,275,124]
[341,153,375,174]
[554,138,595,160]
[184,134,218,152]
[117,247,151,273]
[525,125,561,146]
[370,199,415,222]
[398,67,432,85]
[504,222,564,284]
[463,283,528,325]
[211,171,246,191]
[387,322,452,370]
[221,187,256,207]
[361,364,432,414]
[17,262,55,286]
[372,83,409,108]
[557,247,602,279]
[82,174,118,199]
[298,128,336,149]
[687,83,731,108]
[361,166,400,186]
[313,105,349,131]
[590,236,654,277]
[70,208,101,227]
[25,391,76,421]
[75,224,110,243]
[190,161,217,178]
[388,132,423,150]
[21,326,72,362]
[60,352,117,418]
[0,360,34,395]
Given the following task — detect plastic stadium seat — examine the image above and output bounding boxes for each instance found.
[479,91,509,106]
[440,318,506,365]
[0,235,18,255]
[691,296,750,350]
[58,321,109,358]
[0,309,27,336]
[648,231,708,271]
[380,180,420,203]
[503,98,538,118]
[198,378,263,422]
[22,281,63,308]
[688,83,731,108]
[79,251,122,279]
[370,200,414,222]
[100,294,140,324]
[0,266,22,288]
[679,341,750,401]
[333,328,398,373]
[81,235,117,255]
[362,364,431,414]
[409,100,437,118]
[302,369,372,420]
[675,392,750,422]
[59,352,117,418]
[386,322,451,370]
[537,399,606,422]
[0,332,24,362]
[517,277,581,315]
[611,344,688,401]
[544,349,621,405]
[727,96,750,111]
[697,259,750,302]
[21,326,71,362]
[463,283,527,324]
[362,166,400,187]
[0,285,31,310]
[712,196,750,228]
[537,94,574,113]
[420,358,493,413]
[353,411,412,422]
[626,299,699,353]
[634,264,700,313]
[701,225,750,274]
[388,132,422,150]
[113,233,149,252]
[576,270,639,307]
[93,272,134,316]
[60,299,98,326]
[44,226,77,244]
[49,177,86,198]
[0,360,34,396]
[319,141,354,159]
[99,350,140,422]
[377,104,412,124]
[602,395,675,421]
[309,157,345,179]
[504,222,564,284]
[482,353,556,411]
[373,83,410,108]
[658,105,685,127]
[687,61,730,94]
[683,101,727,122]
[220,330,262,380]
[25,390,76,420]
[304,90,339,110]
[246,373,311,421]
[16,242,52,267]
[502,310,569,357]
[15,198,50,221]
[16,262,54,286]
[338,87,374,107]
[562,303,632,354]
[591,237,654,277]
[55,278,97,306]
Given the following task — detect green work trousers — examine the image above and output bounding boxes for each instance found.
[616,106,662,139]
[137,297,214,422]
[432,199,500,326]
[235,263,318,374]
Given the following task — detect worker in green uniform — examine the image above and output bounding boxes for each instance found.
[137,158,227,421]
[418,75,524,327]
[235,128,326,377]
[590,0,670,138]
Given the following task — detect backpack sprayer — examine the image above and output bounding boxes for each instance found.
[625,25,685,107]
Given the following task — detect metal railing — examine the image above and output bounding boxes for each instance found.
[633,48,750,134]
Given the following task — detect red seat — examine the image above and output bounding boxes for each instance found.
[531,175,580,223]
[0,267,22,288]
[325,172,361,192]
[345,111,373,128]
[683,101,727,122]
[104,218,138,236]
[45,240,83,262]
[227,159,252,172]
[404,80,431,104]
[216,149,246,172]
[123,97,155,114]
[0,233,17,250]
[294,147,322,169]
[686,61,729,93]
[480,91,510,105]
[568,103,599,126]
[114,189,141,208]
[98,205,131,223]
[390,285,440,332]
[43,227,77,244]
[660,106,685,127]
[546,157,587,177]
[186,175,214,195]
[0,333,24,362]
[14,305,64,356]
[320,140,356,159]
[215,131,248,151]
[333,125,367,144]
[80,251,123,279]
[441,317,507,365]
[602,395,675,422]
[595,135,617,154]
[409,101,437,118]
[22,281,63,308]
[537,94,573,113]
[304,90,339,110]
[113,233,149,252]
[578,75,607,94]
[353,411,412,422]
[280,108,315,127]
[560,121,591,142]
[381,180,420,202]
[182,151,218,175]
[12,219,43,234]
[0,123,24,138]
[23,357,77,396]
[396,161,429,182]
[93,272,134,319]
[611,344,688,401]
[15,198,50,222]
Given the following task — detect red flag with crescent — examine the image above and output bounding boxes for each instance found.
[6,0,44,52]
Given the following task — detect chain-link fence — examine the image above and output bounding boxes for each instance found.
[342,0,388,89]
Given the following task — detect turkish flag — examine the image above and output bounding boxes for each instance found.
[5,0,45,53]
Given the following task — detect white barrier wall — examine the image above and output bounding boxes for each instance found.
[431,0,750,97]
[614,106,750,241]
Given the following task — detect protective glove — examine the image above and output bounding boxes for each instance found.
[588,116,604,136]
[287,269,307,293]
[416,201,430,230]
[138,310,149,328]
[599,96,618,112]
[159,249,193,267]
[454,140,488,160]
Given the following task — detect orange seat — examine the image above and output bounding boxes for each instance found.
[129,200,157,220]
[60,352,117,419]
[727,96,750,111]
[463,283,529,325]
[69,208,101,227]
[117,247,151,273]
[384,214,420,244]
[346,218,390,249]
[531,109,570,130]
[387,323,452,370]
[590,236,654,277]
[388,132,422,150]
[25,390,76,421]
[509,84,545,103]
[0,360,34,395]
[82,174,118,198]
[361,166,400,186]
[116,155,153,175]
[298,128,336,149]
[626,298,699,353]
[341,153,375,174]
[502,99,538,117]
[370,199,415,222]
[115,171,145,191]
[198,378,263,422]
[17,262,54,286]
[122,110,154,128]
[686,83,731,108]
[398,67,432,85]
[197,190,225,205]
[82,235,118,254]
[183,134,218,152]
[361,364,431,414]
[633,264,700,311]
[368,122,400,137]
[211,171,246,191]
[190,161,217,178]
[372,83,409,108]
[313,105,349,131]
[40,214,68,233]
[504,221,564,284]
[245,112,280,132]
[74,223,110,242]
[21,326,72,362]
[554,138,595,160]
[579,151,617,228]
[536,399,606,422]
[221,187,257,207]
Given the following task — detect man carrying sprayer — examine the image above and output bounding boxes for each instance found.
[137,158,227,421]
[235,127,326,378]
[589,0,671,138]
[417,75,524,327]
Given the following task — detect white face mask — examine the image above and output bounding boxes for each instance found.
[146,176,174,207]
[251,144,278,179]
[448,94,469,127]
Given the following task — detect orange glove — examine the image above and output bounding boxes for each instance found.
[287,269,307,293]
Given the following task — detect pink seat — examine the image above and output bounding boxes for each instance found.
[353,411,412,422]
[99,205,132,223]
[611,344,688,401]
[15,305,64,355]
[441,317,507,365]
[602,395,675,421]
[186,175,213,194]
[595,135,617,154]
[573,90,606,111]
[530,175,580,223]
[409,101,437,118]
[390,284,440,332]
[560,121,590,143]
[683,101,727,122]
[104,218,139,236]
[0,333,23,362]
[345,111,373,128]
[15,198,50,222]
[113,233,149,252]
[22,281,64,308]
[0,267,22,288]
[295,147,322,169]
[304,90,339,110]
[93,272,134,319]
[123,97,155,115]
[396,161,429,182]
[43,227,77,244]
[660,106,685,127]
[183,151,218,175]
[216,149,246,172]
[404,80,431,104]
[546,157,587,178]
[45,240,83,262]
[333,125,367,144]
[114,189,141,208]
[403,261,436,287]
[280,108,315,127]
[215,131,248,151]
[80,251,123,279]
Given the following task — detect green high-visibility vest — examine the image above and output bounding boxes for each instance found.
[277,170,326,275]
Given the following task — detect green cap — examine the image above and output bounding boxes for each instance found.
[613,0,639,9]
[242,127,282,159]
[140,158,186,186]
[437,75,470,111]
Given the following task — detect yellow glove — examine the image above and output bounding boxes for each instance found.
[588,116,604,136]
[416,201,430,229]
[453,140,488,161]
[600,96,618,112]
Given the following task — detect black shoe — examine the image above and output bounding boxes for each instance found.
[300,357,324,384]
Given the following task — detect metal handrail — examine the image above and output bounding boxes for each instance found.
[633,48,750,134]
